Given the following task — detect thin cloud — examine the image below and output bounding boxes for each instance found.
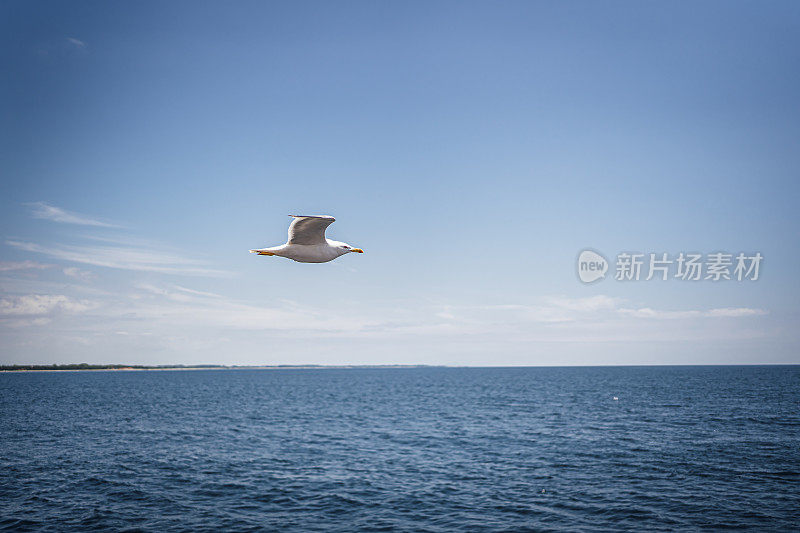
[0,294,95,316]
[546,295,620,312]
[105,282,378,334]
[27,202,119,228]
[133,283,222,301]
[432,296,769,334]
[618,306,767,319]
[0,261,54,272]
[3,317,51,328]
[0,283,774,355]
[6,240,230,277]
[704,307,768,318]
[63,267,95,281]
[66,37,86,49]
[172,285,223,299]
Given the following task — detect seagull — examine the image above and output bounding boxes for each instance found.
[249,215,364,263]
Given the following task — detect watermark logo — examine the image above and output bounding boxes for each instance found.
[577,250,762,283]
[577,250,608,283]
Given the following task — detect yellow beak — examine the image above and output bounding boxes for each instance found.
[351,248,364,253]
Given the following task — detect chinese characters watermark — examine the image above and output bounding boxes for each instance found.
[577,250,762,284]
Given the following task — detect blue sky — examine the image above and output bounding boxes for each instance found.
[1,1,798,365]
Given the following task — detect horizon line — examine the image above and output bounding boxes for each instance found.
[2,362,798,373]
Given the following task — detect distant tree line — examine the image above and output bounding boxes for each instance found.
[1,363,435,371]
[0,363,226,371]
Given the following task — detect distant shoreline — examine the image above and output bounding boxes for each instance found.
[0,364,438,372]
[1,363,797,373]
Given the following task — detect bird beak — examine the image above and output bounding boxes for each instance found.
[351,248,364,253]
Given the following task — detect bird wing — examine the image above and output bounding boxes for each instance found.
[286,215,335,245]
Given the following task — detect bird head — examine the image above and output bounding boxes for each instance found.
[338,243,364,254]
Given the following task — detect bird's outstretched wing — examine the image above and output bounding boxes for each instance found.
[287,215,335,245]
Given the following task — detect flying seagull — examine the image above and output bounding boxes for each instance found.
[249,215,364,263]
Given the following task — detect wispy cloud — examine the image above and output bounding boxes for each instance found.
[0,283,769,343]
[416,296,770,343]
[617,306,767,320]
[134,283,223,302]
[123,283,372,333]
[0,294,95,316]
[107,291,771,342]
[0,293,97,329]
[6,240,229,277]
[7,202,229,278]
[66,37,86,49]
[705,307,768,318]
[62,267,95,281]
[545,295,620,312]
[0,261,54,272]
[0,279,774,367]
[538,296,766,322]
[27,202,118,228]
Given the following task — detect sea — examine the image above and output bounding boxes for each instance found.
[1,366,798,531]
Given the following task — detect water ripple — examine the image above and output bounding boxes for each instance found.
[1,366,798,531]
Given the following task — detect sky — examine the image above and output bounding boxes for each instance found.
[1,1,799,366]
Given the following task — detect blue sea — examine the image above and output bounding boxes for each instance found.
[1,366,798,531]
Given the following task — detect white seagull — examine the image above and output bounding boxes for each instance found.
[249,215,364,263]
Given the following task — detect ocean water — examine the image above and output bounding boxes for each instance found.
[1,366,798,531]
